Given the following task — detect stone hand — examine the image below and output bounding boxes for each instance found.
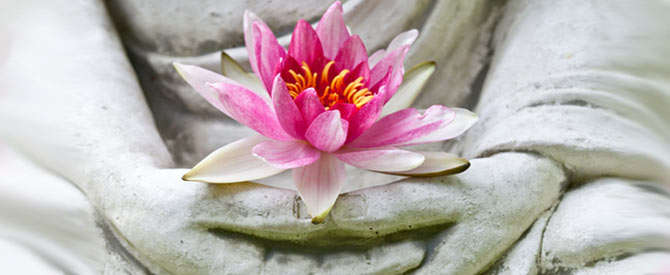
[1,0,668,274]
[128,0,670,273]
[0,1,559,273]
[85,152,562,274]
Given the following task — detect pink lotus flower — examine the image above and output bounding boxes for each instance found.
[174,1,478,223]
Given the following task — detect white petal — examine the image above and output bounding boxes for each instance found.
[292,153,346,223]
[381,152,470,177]
[220,51,271,105]
[386,29,419,53]
[381,61,436,117]
[183,136,285,183]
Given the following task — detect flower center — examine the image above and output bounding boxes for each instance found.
[285,61,373,109]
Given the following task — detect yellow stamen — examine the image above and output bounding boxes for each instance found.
[321,61,335,87]
[328,93,339,107]
[289,90,299,98]
[284,60,374,108]
[343,76,365,102]
[286,83,299,93]
[320,86,330,101]
[331,70,348,92]
[301,62,317,88]
[352,88,373,107]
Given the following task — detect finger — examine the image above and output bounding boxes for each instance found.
[415,152,565,274]
[540,178,670,270]
[104,169,268,274]
[459,0,670,184]
[191,172,464,241]
[262,240,425,274]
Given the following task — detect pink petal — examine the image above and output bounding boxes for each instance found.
[367,49,386,68]
[349,106,479,148]
[348,60,371,87]
[305,110,348,152]
[173,63,234,117]
[288,20,324,65]
[272,75,308,139]
[243,11,268,80]
[253,22,286,92]
[348,105,453,148]
[370,66,392,95]
[369,46,410,102]
[380,61,436,117]
[292,153,346,223]
[294,88,325,125]
[252,139,321,169]
[401,107,478,146]
[330,103,356,121]
[367,30,418,68]
[182,135,285,183]
[335,147,425,172]
[277,55,302,84]
[316,1,350,59]
[208,82,292,141]
[345,86,388,143]
[334,35,368,71]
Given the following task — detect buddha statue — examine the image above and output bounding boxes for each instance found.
[0,0,668,274]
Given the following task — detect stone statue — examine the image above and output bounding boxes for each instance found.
[0,0,668,274]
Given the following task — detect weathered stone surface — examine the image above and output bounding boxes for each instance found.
[77,152,564,274]
[483,211,552,275]
[0,0,669,274]
[571,252,670,275]
[459,0,670,184]
[541,178,670,273]
[413,153,564,275]
[0,146,107,275]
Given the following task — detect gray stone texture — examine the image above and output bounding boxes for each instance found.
[0,0,668,274]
